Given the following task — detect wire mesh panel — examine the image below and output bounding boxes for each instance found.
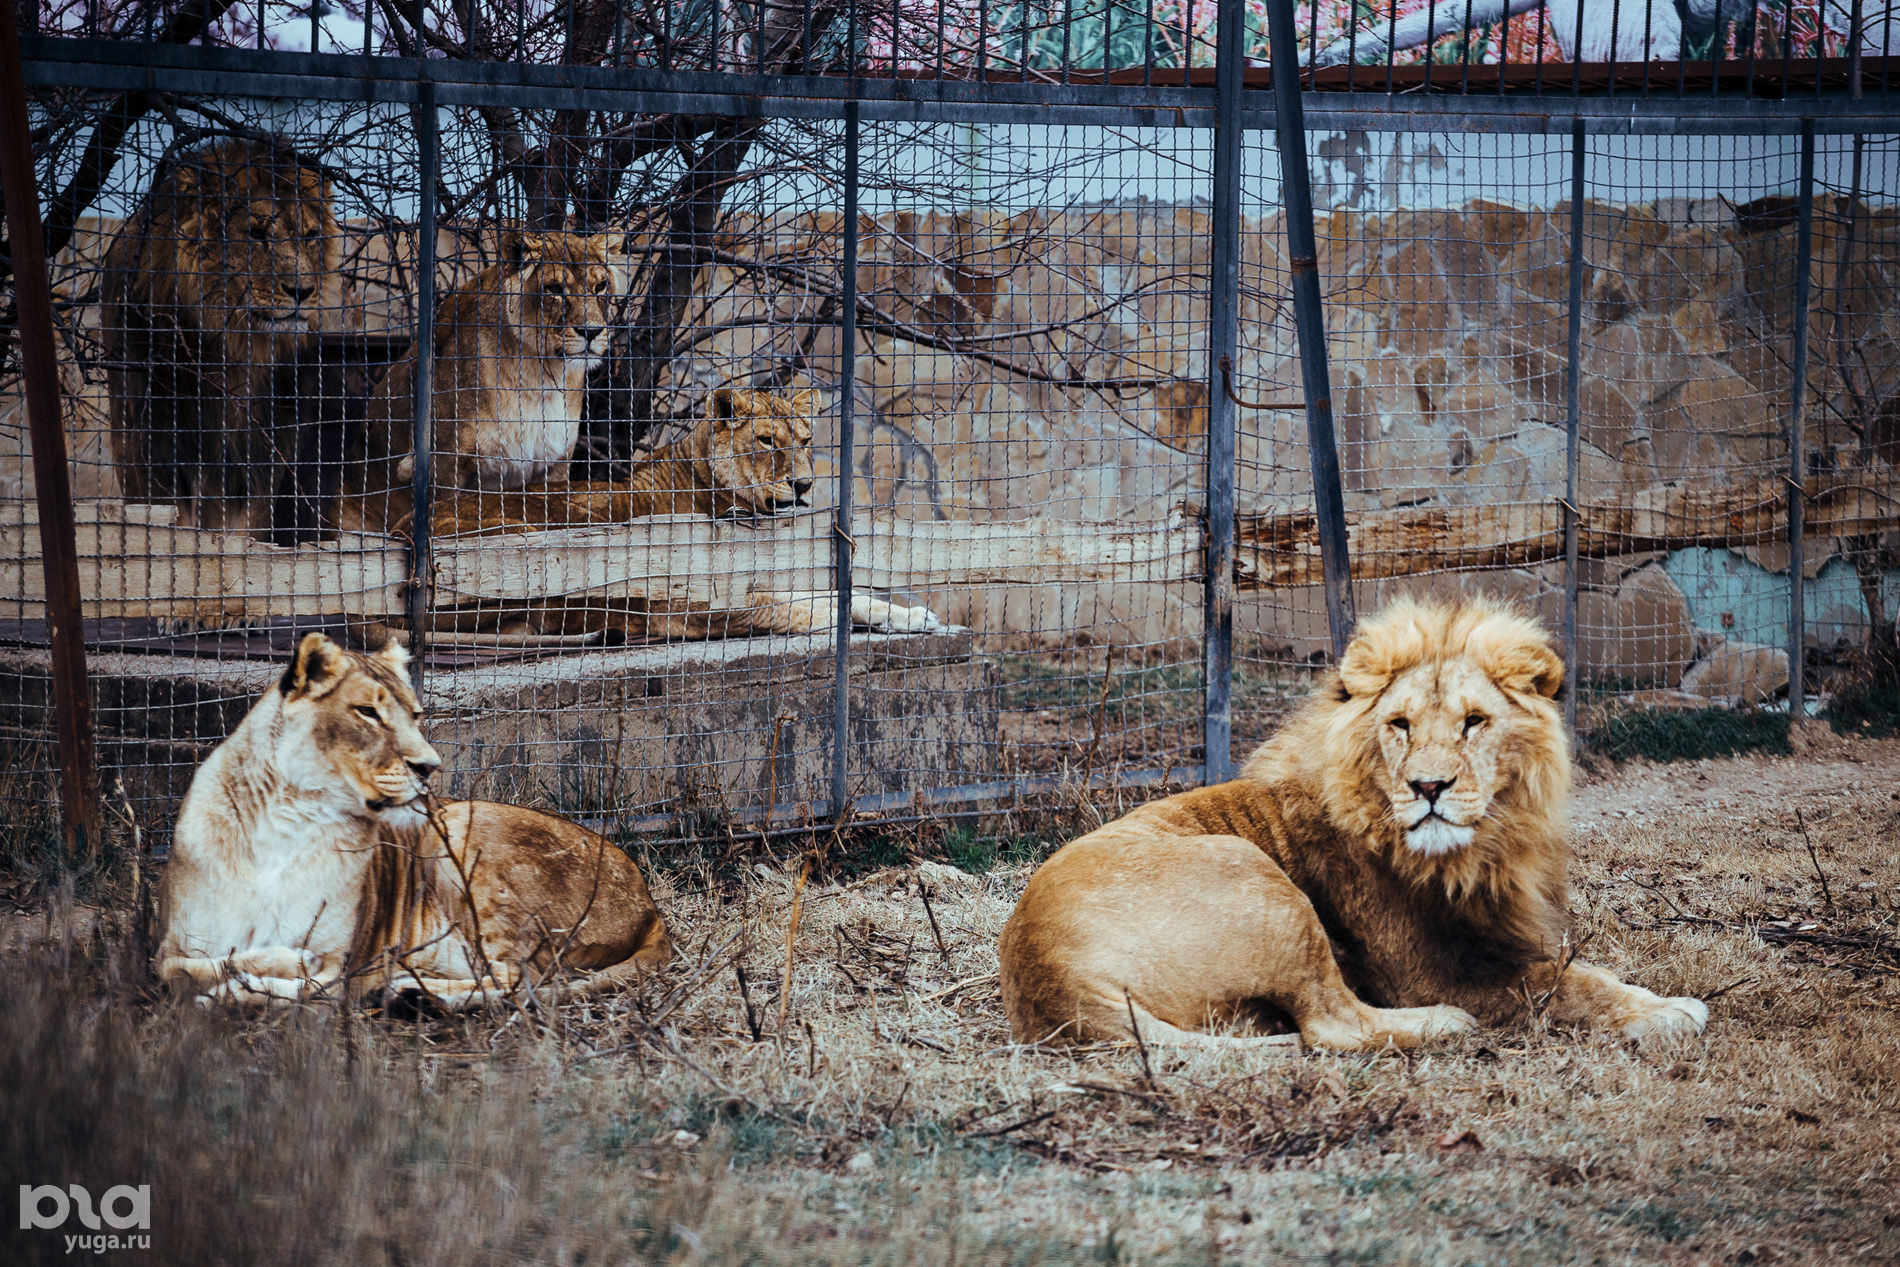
[850,121,1214,802]
[3,97,419,847]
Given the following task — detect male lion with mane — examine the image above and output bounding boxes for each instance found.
[999,598,1709,1053]
[157,633,671,1007]
[103,138,339,541]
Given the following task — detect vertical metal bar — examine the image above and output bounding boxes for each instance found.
[1265,0,1353,661]
[831,100,860,820]
[406,82,439,694]
[0,3,102,857]
[1786,123,1816,723]
[1563,121,1585,738]
[1203,0,1242,785]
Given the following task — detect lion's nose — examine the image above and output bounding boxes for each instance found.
[792,477,813,498]
[575,325,603,343]
[285,283,315,303]
[1410,778,1452,804]
[406,757,440,781]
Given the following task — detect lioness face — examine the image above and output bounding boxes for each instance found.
[708,387,818,515]
[1371,659,1522,856]
[506,233,620,368]
[275,633,441,823]
[167,148,337,347]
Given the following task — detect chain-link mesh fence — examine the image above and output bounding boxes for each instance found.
[4,1,1897,858]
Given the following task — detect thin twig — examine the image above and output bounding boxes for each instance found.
[777,852,813,1048]
[918,883,951,963]
[1794,809,1835,915]
[735,962,763,1042]
[966,1107,1060,1138]
[1123,988,1156,1090]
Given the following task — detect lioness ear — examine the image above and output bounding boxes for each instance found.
[376,634,411,670]
[790,388,818,414]
[503,232,532,267]
[710,388,748,428]
[282,632,348,698]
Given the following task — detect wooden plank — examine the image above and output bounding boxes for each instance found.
[1235,473,1900,589]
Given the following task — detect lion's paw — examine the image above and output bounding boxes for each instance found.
[1623,996,1709,1048]
[1418,1005,1480,1039]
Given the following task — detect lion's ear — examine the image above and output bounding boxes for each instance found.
[1337,618,1423,698]
[790,387,819,414]
[282,632,348,699]
[1488,638,1564,699]
[503,232,532,267]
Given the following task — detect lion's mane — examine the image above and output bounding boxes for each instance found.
[101,137,340,540]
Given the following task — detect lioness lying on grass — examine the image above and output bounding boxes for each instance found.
[157,633,671,1007]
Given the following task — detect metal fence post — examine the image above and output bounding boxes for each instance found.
[1264,0,1354,661]
[831,100,860,819]
[1202,0,1242,784]
[1563,122,1585,738]
[0,2,102,856]
[406,81,439,694]
[1786,122,1817,722]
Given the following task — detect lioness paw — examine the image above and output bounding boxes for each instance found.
[1623,996,1709,1048]
[851,596,949,634]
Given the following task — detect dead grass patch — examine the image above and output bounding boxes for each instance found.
[4,755,1900,1264]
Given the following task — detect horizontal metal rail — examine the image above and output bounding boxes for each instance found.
[22,38,1900,132]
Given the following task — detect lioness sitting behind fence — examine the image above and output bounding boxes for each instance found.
[157,633,672,1007]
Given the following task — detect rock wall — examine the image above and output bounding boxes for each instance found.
[683,197,1896,692]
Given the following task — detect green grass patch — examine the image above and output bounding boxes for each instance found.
[1588,707,1792,763]
[1823,675,1900,739]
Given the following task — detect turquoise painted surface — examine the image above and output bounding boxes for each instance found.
[1664,548,1900,648]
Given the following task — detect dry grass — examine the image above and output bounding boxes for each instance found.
[4,756,1900,1266]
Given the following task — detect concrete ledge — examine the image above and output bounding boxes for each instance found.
[0,632,1000,832]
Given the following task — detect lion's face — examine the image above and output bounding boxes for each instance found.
[705,387,818,515]
[502,233,620,369]
[158,141,339,354]
[1369,659,1527,856]
[1333,599,1568,860]
[272,633,442,823]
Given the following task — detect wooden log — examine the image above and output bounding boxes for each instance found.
[1234,472,1899,589]
[0,518,408,618]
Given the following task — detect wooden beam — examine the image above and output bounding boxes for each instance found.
[1235,473,1900,589]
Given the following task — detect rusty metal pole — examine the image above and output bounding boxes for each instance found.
[1265,0,1354,660]
[1786,123,1816,723]
[0,5,103,857]
[1202,0,1242,784]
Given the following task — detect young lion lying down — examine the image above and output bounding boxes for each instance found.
[156,634,671,1007]
[999,598,1710,1053]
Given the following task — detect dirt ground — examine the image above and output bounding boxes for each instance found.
[5,736,1900,1266]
